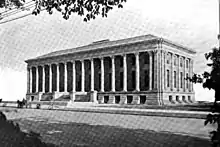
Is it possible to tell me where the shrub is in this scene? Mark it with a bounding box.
[0,111,56,147]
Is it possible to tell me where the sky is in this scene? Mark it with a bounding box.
[0,0,218,101]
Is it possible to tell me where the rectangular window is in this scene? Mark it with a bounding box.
[109,60,112,68]
[144,57,148,64]
[132,56,135,66]
[174,56,176,66]
[109,73,112,90]
[132,71,135,89]
[167,54,170,64]
[186,73,189,89]
[98,73,101,90]
[186,60,189,68]
[120,72,123,89]
[144,70,148,87]
[120,58,123,67]
[174,71,176,88]
[167,70,170,87]
[180,72,183,88]
[180,58,183,67]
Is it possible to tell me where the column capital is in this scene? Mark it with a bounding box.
[134,52,139,56]
[27,66,31,70]
[152,50,158,54]
[122,54,127,57]
[70,61,75,65]
[110,55,115,59]
[147,50,153,56]
[100,57,105,60]
[161,49,166,54]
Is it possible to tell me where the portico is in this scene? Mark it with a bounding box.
[25,34,196,105]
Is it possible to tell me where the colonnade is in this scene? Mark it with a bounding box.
[27,51,155,94]
[26,50,194,94]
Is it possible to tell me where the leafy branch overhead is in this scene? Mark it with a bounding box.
[0,0,127,21]
[187,47,220,102]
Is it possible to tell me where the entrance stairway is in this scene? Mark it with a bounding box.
[66,101,98,108]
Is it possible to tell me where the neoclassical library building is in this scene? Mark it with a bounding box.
[25,34,196,105]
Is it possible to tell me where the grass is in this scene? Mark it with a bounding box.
[12,118,210,147]
[96,102,214,112]
[1,108,212,147]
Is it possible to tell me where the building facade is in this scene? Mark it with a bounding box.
[25,34,196,105]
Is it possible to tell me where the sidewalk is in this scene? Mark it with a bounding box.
[0,102,209,119]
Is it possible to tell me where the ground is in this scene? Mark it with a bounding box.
[0,107,215,147]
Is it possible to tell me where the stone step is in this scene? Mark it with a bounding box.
[30,101,69,106]
[66,102,98,108]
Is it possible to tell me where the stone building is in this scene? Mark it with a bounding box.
[25,34,196,105]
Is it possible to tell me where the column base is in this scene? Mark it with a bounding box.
[120,95,127,104]
[132,95,140,104]
[109,95,115,104]
[90,91,98,103]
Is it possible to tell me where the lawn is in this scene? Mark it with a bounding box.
[1,108,212,147]
[96,102,214,112]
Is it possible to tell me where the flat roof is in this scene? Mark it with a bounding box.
[25,34,196,63]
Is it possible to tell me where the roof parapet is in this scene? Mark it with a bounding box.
[92,39,110,44]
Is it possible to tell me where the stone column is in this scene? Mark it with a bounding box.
[177,56,180,91]
[36,66,39,93]
[49,64,52,93]
[163,51,166,90]
[29,67,33,93]
[123,54,127,91]
[42,65,45,93]
[81,60,85,92]
[111,56,115,92]
[135,52,140,91]
[191,60,194,92]
[100,57,104,92]
[56,64,59,92]
[27,67,30,93]
[72,61,76,92]
[183,57,186,92]
[153,50,158,90]
[90,59,94,91]
[189,59,193,92]
[149,51,152,91]
[170,53,174,91]
[161,50,165,91]
[64,62,68,92]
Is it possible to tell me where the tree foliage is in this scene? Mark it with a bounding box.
[188,47,220,147]
[188,47,220,102]
[0,111,56,147]
[0,0,127,21]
